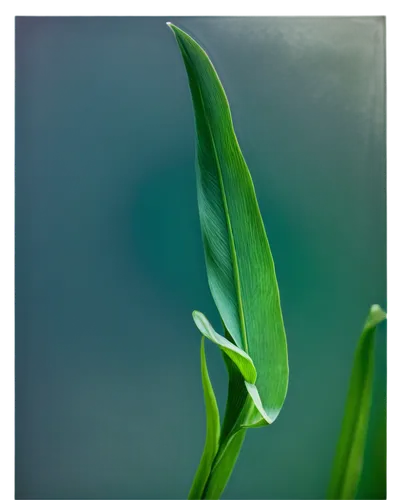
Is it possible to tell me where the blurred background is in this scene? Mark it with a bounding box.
[15,17,386,499]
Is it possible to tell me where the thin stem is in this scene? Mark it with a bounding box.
[200,397,254,499]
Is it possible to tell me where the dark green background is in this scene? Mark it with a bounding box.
[15,16,386,499]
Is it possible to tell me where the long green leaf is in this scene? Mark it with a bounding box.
[167,23,288,424]
[327,304,387,500]
[189,338,220,500]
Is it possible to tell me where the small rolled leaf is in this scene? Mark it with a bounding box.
[192,311,256,384]
[193,311,271,426]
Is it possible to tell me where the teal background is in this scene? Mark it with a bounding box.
[15,17,386,499]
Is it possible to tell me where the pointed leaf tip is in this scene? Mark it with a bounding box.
[166,22,180,35]
[365,304,386,330]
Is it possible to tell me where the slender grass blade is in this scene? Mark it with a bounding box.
[327,304,387,500]
[189,338,221,499]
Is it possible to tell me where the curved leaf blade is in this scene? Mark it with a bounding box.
[327,304,387,500]
[193,311,271,426]
[189,338,220,500]
[192,311,256,384]
[243,382,272,425]
[168,22,288,424]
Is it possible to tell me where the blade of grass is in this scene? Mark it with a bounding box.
[327,304,387,500]
[167,22,289,425]
[354,396,387,500]
[189,338,220,500]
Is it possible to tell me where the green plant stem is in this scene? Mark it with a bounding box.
[202,430,247,499]
[200,397,254,499]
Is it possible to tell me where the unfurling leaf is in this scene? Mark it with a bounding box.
[192,311,272,426]
[327,304,387,500]
[192,311,256,384]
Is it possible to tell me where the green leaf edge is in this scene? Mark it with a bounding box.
[192,311,256,384]
[188,337,221,500]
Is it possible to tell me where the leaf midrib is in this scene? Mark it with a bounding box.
[197,87,248,353]
[176,34,249,353]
